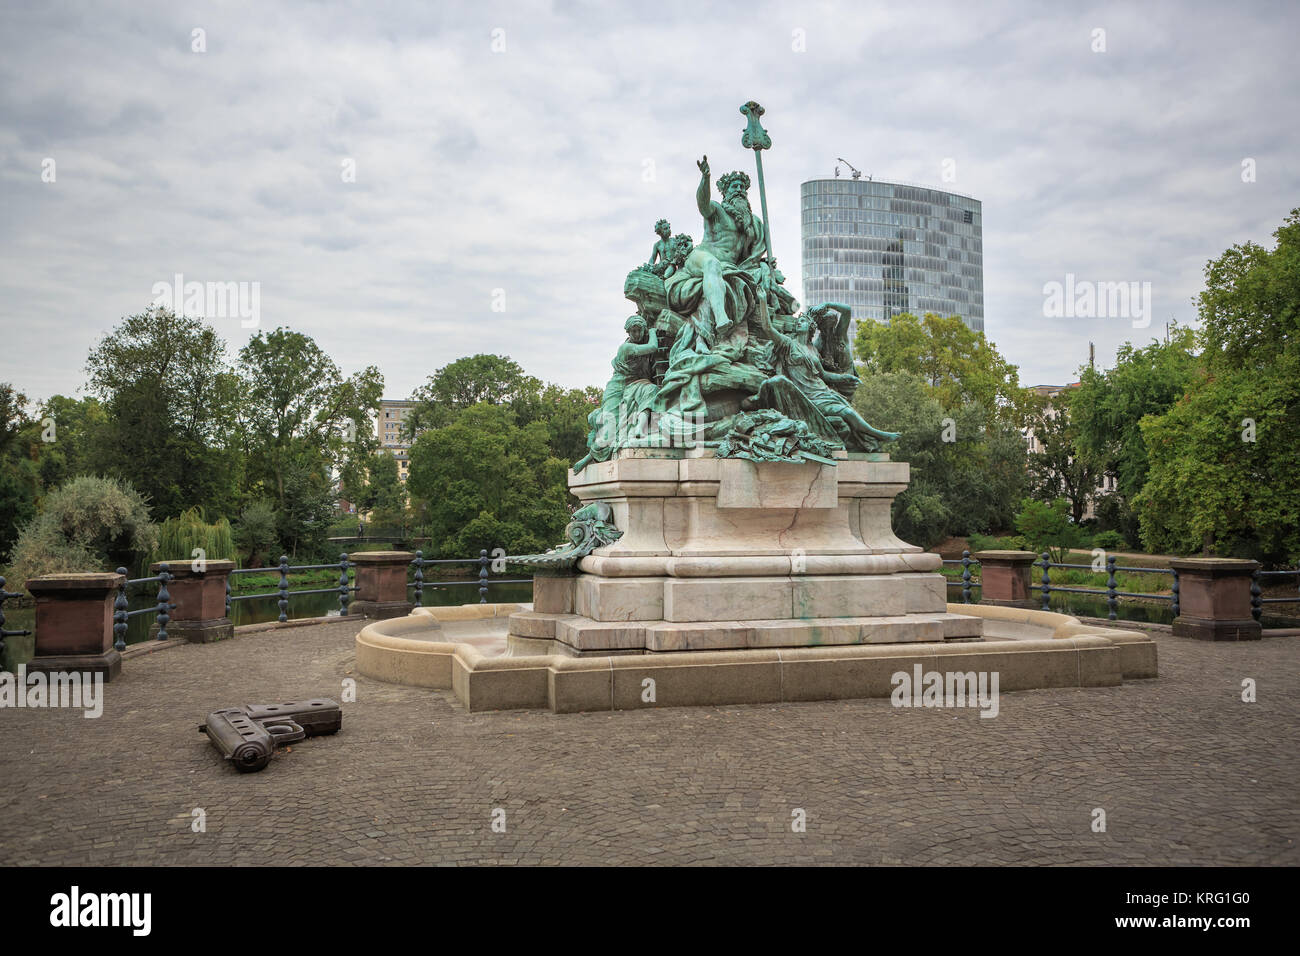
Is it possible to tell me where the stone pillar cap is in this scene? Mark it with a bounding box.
[1168,557,1260,574]
[26,571,125,592]
[973,550,1039,562]
[349,550,416,563]
[149,559,236,575]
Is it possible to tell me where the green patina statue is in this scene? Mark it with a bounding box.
[506,501,622,573]
[648,219,673,270]
[573,101,898,473]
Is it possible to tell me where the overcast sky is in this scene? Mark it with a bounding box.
[2,0,1296,404]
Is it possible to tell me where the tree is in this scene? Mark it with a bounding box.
[1136,358,1300,559]
[538,384,602,464]
[854,312,1033,426]
[34,395,111,491]
[853,372,1028,549]
[360,452,407,528]
[406,403,571,557]
[84,306,242,519]
[1025,391,1101,523]
[1070,327,1200,539]
[0,383,40,561]
[1133,209,1300,561]
[235,327,382,554]
[406,354,542,435]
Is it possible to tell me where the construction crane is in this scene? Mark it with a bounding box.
[835,157,866,180]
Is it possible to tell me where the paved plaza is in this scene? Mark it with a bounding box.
[1,618,1295,866]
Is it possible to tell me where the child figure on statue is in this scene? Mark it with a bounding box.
[572,315,659,473]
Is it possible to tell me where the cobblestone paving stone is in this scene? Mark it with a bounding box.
[1,620,1296,866]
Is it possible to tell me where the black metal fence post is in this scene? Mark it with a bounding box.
[113,568,129,652]
[278,555,290,623]
[960,550,972,604]
[479,549,488,604]
[1170,566,1180,618]
[413,550,424,607]
[225,574,231,618]
[155,564,172,641]
[1250,568,1262,622]
[0,575,32,665]
[1039,552,1051,612]
[1106,554,1118,620]
[338,552,350,616]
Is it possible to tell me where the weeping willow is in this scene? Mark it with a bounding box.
[151,507,236,569]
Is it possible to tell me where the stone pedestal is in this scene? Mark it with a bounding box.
[148,559,234,643]
[1170,558,1261,641]
[351,551,414,619]
[506,451,981,656]
[974,550,1039,607]
[25,572,123,681]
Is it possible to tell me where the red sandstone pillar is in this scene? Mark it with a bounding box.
[350,551,414,619]
[1170,558,1261,641]
[149,559,235,642]
[25,572,124,681]
[973,550,1039,607]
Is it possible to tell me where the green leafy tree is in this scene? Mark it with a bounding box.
[1135,209,1300,561]
[1025,391,1101,523]
[235,327,382,555]
[1069,327,1200,541]
[406,403,571,557]
[34,395,112,491]
[84,306,242,519]
[406,354,542,435]
[853,372,1028,549]
[854,312,1033,426]
[236,328,383,501]
[0,383,41,561]
[1136,357,1299,559]
[360,452,408,529]
[538,384,603,464]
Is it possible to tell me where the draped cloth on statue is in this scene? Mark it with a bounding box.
[754,376,846,445]
[652,318,770,428]
[663,260,759,349]
[761,331,863,444]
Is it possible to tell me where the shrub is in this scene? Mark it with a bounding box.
[234,500,280,568]
[5,476,157,589]
[1092,529,1127,551]
[1014,498,1084,565]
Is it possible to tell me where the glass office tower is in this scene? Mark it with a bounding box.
[800,178,983,332]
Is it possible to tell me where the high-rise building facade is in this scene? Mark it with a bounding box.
[376,399,416,481]
[800,178,984,332]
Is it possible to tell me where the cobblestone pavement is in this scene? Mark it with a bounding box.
[1,620,1296,866]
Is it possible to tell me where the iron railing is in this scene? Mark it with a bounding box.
[407,550,531,607]
[941,550,1188,621]
[1035,552,1179,621]
[1251,567,1300,621]
[941,550,979,603]
[101,550,535,647]
[0,575,32,661]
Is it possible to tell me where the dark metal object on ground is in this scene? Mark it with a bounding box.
[200,698,342,773]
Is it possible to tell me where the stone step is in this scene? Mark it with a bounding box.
[510,610,983,653]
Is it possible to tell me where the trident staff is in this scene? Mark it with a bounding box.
[740,100,774,262]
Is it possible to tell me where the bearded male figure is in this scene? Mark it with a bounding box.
[663,157,769,353]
